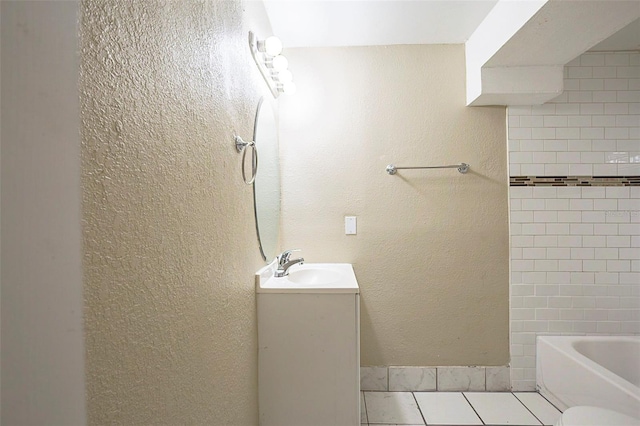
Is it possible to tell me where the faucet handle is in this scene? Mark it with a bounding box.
[278,249,301,265]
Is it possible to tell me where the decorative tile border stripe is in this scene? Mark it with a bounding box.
[510,176,640,186]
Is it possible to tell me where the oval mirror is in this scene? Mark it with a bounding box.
[253,97,280,262]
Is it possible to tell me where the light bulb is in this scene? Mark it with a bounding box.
[271,55,288,72]
[257,36,283,56]
[282,82,296,95]
[276,69,293,84]
[264,36,283,56]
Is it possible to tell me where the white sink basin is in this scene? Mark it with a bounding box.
[287,267,344,286]
[256,263,359,294]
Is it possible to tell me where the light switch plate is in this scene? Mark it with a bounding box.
[345,216,357,235]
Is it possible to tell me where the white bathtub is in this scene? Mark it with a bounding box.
[537,336,640,420]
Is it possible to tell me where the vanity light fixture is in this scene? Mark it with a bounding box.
[249,31,296,98]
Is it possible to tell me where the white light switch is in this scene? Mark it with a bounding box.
[345,216,357,235]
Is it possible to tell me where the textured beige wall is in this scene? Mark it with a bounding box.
[80,1,269,424]
[280,45,509,366]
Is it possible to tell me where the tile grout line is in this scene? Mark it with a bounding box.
[411,391,428,426]
[362,391,369,425]
[511,392,544,426]
[362,390,561,426]
[483,367,487,391]
[461,392,486,426]
[362,394,369,425]
[534,391,565,413]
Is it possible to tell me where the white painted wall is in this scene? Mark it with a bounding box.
[465,0,639,106]
[465,0,547,104]
[1,2,86,424]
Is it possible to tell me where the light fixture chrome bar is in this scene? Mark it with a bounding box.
[386,163,469,175]
[248,31,279,98]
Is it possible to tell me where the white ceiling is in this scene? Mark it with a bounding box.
[263,0,640,52]
[263,0,499,47]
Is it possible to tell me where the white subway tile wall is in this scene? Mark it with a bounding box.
[509,52,640,391]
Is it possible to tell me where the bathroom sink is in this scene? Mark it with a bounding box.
[256,263,359,294]
[286,266,343,285]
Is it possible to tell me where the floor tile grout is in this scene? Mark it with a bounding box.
[362,391,369,424]
[531,390,564,413]
[462,391,487,425]
[411,391,428,426]
[512,392,545,426]
[363,390,560,426]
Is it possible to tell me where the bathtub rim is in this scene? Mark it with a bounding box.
[536,335,640,415]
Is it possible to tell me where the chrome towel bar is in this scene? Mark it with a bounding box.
[386,163,469,175]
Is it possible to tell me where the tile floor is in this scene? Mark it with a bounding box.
[361,391,563,425]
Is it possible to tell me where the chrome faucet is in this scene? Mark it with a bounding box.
[275,249,304,277]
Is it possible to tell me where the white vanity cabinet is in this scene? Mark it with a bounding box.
[256,263,360,426]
